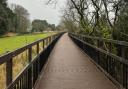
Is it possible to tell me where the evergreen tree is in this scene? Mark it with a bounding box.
[0,0,14,35]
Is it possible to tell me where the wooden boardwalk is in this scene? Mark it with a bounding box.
[36,33,118,89]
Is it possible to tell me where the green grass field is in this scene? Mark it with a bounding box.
[0,32,55,55]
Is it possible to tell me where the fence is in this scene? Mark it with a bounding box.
[69,33,128,89]
[0,32,64,89]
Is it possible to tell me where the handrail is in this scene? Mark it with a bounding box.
[0,32,64,89]
[74,33,128,46]
[0,33,60,64]
[71,35,128,65]
[70,33,128,59]
[69,33,128,89]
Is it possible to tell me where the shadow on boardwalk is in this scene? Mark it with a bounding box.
[36,33,118,89]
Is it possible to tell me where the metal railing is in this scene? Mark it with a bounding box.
[69,33,128,89]
[0,32,64,89]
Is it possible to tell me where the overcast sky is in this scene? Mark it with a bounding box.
[7,0,66,25]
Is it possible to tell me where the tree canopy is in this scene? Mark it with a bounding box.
[0,1,30,35]
[0,0,56,35]
[0,0,14,35]
[49,0,128,41]
[32,19,56,32]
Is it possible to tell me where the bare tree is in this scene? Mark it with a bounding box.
[47,0,128,39]
[13,4,30,33]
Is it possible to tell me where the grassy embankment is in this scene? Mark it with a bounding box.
[0,32,55,55]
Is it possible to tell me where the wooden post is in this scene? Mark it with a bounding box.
[50,36,52,43]
[121,46,126,58]
[121,46,127,88]
[83,36,85,52]
[37,42,40,76]
[43,40,45,49]
[107,42,112,73]
[28,47,32,89]
[48,37,50,44]
[28,47,32,62]
[97,40,101,65]
[45,39,47,47]
[37,43,39,54]
[6,58,13,86]
[47,38,48,46]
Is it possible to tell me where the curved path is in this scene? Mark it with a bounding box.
[36,33,118,89]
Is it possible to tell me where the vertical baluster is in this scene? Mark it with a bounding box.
[49,37,51,44]
[45,39,47,47]
[43,40,45,49]
[33,62,36,85]
[19,77,22,89]
[108,42,112,75]
[26,71,28,89]
[121,46,127,88]
[49,36,51,43]
[126,65,128,89]
[20,73,23,89]
[113,58,116,79]
[37,56,40,80]
[28,47,32,89]
[37,43,39,54]
[82,36,84,50]
[52,36,54,41]
[45,39,47,46]
[97,40,101,65]
[50,36,52,43]
[6,58,13,86]
[28,47,32,62]
[83,36,85,52]
[48,37,49,45]
[47,38,48,46]
[17,81,20,89]
[13,84,17,89]
[22,75,25,89]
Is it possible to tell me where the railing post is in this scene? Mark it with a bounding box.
[37,42,40,77]
[28,47,32,89]
[28,47,32,62]
[107,43,112,73]
[43,40,45,49]
[52,36,54,40]
[47,38,49,46]
[54,35,56,40]
[6,58,13,86]
[37,43,39,54]
[121,46,127,88]
[48,37,50,45]
[49,36,52,43]
[97,40,101,65]
[83,36,85,52]
[46,39,48,46]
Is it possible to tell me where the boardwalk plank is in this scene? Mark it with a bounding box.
[36,33,118,89]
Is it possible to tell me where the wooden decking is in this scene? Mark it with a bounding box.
[35,33,118,89]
